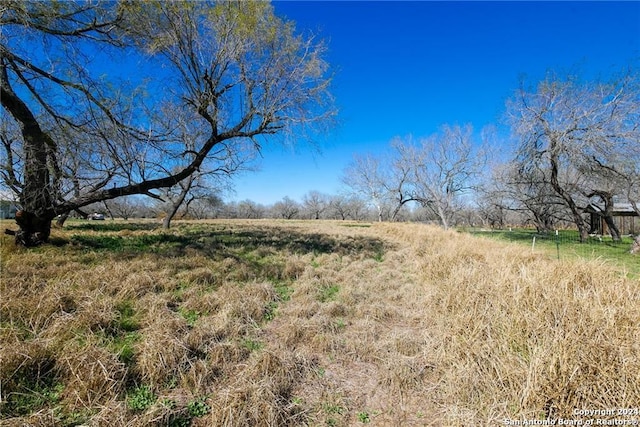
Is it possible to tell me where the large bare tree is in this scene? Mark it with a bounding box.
[342,154,388,222]
[1,1,335,246]
[342,125,485,227]
[507,70,639,242]
[394,125,486,230]
[302,190,329,220]
[481,161,570,233]
[271,196,299,219]
[342,152,413,222]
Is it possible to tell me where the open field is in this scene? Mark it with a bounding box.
[1,219,639,426]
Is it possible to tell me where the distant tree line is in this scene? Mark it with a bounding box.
[68,187,574,229]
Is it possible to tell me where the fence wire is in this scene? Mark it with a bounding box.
[466,228,637,264]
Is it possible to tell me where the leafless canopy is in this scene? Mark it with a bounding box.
[1,1,335,244]
[343,124,486,227]
[506,70,640,240]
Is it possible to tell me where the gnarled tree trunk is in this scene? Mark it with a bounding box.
[548,144,590,242]
[589,191,622,242]
[2,59,56,246]
[163,175,194,229]
[11,210,52,247]
[631,235,640,255]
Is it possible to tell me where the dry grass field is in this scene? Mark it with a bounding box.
[1,219,639,426]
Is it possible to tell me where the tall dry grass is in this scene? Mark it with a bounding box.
[1,219,638,426]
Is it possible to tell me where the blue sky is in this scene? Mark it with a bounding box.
[230,1,640,205]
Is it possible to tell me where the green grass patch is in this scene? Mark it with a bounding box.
[317,283,340,303]
[1,319,35,341]
[55,408,94,426]
[66,221,158,232]
[63,222,388,265]
[334,318,347,331]
[115,300,140,332]
[322,401,345,415]
[70,233,185,254]
[1,382,64,417]
[468,228,639,277]
[358,411,371,423]
[187,397,211,417]
[273,280,293,302]
[91,300,142,365]
[178,307,203,327]
[108,331,140,365]
[0,352,61,418]
[166,397,211,427]
[263,301,278,322]
[126,385,156,412]
[263,281,294,322]
[242,339,264,352]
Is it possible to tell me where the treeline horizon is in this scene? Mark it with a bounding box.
[52,190,596,233]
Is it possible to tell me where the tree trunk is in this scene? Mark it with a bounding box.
[163,197,184,229]
[631,235,640,255]
[602,213,622,242]
[533,212,554,234]
[56,213,69,228]
[2,61,55,246]
[601,195,621,242]
[436,203,449,230]
[13,210,52,247]
[548,148,589,242]
[163,177,192,229]
[391,202,404,222]
[162,212,174,230]
[588,192,622,242]
[103,201,115,220]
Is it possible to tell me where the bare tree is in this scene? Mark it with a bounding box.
[343,125,485,227]
[342,152,413,222]
[302,190,329,219]
[236,199,265,219]
[1,1,335,246]
[387,147,415,221]
[327,194,353,220]
[507,70,639,242]
[159,174,195,229]
[482,161,570,232]
[395,125,485,230]
[187,193,223,220]
[104,196,140,220]
[582,130,640,240]
[272,196,300,220]
[158,115,249,229]
[342,154,387,222]
[328,194,369,221]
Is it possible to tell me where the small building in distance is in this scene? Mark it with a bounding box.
[586,202,639,236]
[0,200,19,219]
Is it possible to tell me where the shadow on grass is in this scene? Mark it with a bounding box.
[67,223,388,261]
[67,221,158,232]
